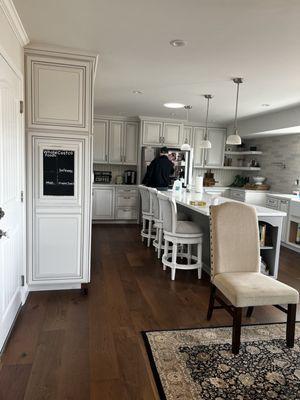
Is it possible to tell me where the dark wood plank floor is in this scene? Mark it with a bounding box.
[0,224,300,400]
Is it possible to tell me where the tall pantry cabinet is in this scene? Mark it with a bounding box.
[25,45,98,290]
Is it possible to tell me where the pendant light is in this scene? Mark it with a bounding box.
[199,95,212,149]
[226,77,243,145]
[180,105,192,150]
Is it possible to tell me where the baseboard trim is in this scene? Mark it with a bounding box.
[28,283,81,292]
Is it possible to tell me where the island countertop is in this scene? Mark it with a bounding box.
[163,190,286,217]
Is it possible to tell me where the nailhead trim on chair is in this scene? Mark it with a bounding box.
[209,205,214,281]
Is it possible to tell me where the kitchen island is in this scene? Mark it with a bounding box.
[163,190,286,279]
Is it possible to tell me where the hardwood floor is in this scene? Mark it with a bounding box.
[0,224,300,400]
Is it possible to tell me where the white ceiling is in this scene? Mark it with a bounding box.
[13,0,300,124]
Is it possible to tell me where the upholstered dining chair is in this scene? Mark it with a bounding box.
[207,201,299,354]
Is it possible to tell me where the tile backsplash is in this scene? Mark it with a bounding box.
[245,134,300,193]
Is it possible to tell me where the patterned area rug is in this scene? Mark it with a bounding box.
[143,323,300,400]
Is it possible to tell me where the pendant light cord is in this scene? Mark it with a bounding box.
[234,82,240,132]
[205,97,210,139]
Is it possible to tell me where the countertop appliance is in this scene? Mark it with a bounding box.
[124,170,136,184]
[141,146,193,188]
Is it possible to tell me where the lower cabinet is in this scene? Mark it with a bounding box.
[92,187,115,219]
[92,186,138,221]
[229,189,267,206]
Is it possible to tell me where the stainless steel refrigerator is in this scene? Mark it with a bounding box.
[141,146,193,188]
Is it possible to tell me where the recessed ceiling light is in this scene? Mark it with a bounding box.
[164,102,185,109]
[169,39,187,47]
[261,103,270,107]
[132,90,143,94]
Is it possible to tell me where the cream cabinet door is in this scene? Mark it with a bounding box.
[92,187,115,219]
[180,126,192,146]
[205,128,226,166]
[109,121,123,163]
[192,127,205,167]
[142,121,162,145]
[93,120,108,163]
[124,122,138,165]
[26,56,91,132]
[163,123,181,146]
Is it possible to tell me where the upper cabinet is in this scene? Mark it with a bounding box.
[142,121,163,145]
[109,121,123,163]
[93,119,138,165]
[124,122,138,164]
[141,120,181,146]
[93,120,108,163]
[25,47,97,133]
[204,128,226,167]
[192,127,205,167]
[162,123,181,146]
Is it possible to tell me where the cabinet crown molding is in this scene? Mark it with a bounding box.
[0,0,29,46]
[94,114,139,122]
[25,43,99,75]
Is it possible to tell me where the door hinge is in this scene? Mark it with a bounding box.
[19,100,24,114]
[20,190,24,203]
[21,275,25,287]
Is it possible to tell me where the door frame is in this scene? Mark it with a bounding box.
[0,43,27,305]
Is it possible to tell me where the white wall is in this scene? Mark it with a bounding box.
[228,105,300,138]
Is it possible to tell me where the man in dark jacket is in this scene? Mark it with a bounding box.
[142,147,174,189]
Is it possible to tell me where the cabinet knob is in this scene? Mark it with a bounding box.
[0,207,5,220]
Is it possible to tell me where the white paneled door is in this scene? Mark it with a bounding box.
[0,54,25,351]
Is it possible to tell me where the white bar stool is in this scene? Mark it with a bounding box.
[138,185,156,247]
[158,192,203,281]
[148,187,164,258]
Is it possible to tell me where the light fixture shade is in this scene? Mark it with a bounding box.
[199,139,212,149]
[180,142,191,151]
[226,133,242,145]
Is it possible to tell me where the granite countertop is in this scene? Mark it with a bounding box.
[164,190,286,217]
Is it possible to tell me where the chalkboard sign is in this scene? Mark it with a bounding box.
[43,149,75,196]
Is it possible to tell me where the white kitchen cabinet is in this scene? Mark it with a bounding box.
[93,120,108,163]
[141,120,181,146]
[162,123,181,146]
[142,121,163,145]
[93,187,115,219]
[180,126,192,147]
[109,121,123,163]
[123,122,138,165]
[25,45,97,290]
[205,128,226,166]
[230,189,267,206]
[266,195,290,243]
[25,50,94,133]
[115,187,138,220]
[92,186,139,221]
[192,127,205,167]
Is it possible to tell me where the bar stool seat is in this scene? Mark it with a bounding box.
[175,221,203,235]
[158,193,203,281]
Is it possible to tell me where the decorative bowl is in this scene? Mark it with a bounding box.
[252,176,266,185]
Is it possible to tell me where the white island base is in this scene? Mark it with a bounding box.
[163,190,286,279]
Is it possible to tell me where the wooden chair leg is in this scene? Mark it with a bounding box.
[286,303,297,348]
[207,284,216,321]
[246,306,254,318]
[232,307,242,354]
